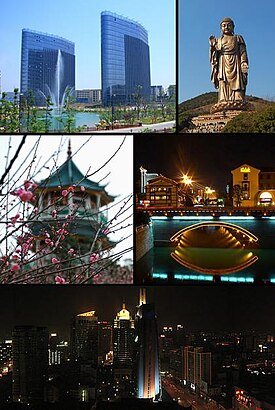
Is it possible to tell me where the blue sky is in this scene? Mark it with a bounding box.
[179,0,275,102]
[0,0,175,92]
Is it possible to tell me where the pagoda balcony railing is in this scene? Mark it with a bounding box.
[39,208,108,225]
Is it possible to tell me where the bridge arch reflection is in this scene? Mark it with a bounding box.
[170,221,259,274]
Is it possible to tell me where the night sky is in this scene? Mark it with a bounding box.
[1,286,275,340]
[135,134,275,191]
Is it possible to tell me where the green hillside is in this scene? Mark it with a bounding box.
[178,93,275,132]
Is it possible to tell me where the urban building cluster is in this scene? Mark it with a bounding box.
[0,290,161,408]
[1,309,275,409]
[138,165,275,209]
[159,327,275,409]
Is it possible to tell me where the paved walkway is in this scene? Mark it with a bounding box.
[87,120,175,133]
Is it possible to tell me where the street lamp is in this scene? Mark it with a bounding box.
[182,174,192,186]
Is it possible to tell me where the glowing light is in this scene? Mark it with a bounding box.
[172,216,214,220]
[220,216,255,220]
[170,221,258,243]
[240,166,251,173]
[77,311,96,317]
[182,174,193,185]
[152,273,168,279]
[174,274,213,281]
[205,187,216,194]
[221,276,254,283]
[117,303,130,320]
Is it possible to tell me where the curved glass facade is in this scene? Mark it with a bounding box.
[20,29,75,106]
[101,12,151,106]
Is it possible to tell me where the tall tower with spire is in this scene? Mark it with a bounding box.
[139,288,147,306]
[31,140,115,260]
[113,302,136,397]
[136,289,161,400]
[113,303,135,369]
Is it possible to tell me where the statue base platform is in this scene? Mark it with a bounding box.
[191,110,245,133]
[210,100,248,113]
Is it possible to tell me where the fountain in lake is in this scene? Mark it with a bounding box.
[40,49,73,112]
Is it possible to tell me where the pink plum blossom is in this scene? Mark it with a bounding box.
[24,180,32,190]
[10,213,20,225]
[19,190,33,202]
[55,275,66,284]
[62,190,68,197]
[11,264,20,271]
[51,257,59,264]
[90,253,99,263]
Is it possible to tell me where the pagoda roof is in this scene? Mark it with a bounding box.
[37,156,115,204]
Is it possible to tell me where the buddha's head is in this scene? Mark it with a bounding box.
[220,17,235,35]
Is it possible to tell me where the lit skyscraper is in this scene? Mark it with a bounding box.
[71,311,99,366]
[12,326,48,404]
[101,11,151,106]
[20,29,75,106]
[136,289,161,400]
[113,303,135,370]
[98,321,113,362]
[184,346,212,391]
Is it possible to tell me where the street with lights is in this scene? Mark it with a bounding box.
[162,376,222,410]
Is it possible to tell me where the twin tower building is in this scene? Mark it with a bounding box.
[20,11,151,107]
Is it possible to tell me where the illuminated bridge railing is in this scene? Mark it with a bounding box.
[136,206,275,218]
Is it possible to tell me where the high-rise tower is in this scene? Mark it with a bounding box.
[184,346,212,391]
[101,11,151,106]
[12,326,48,404]
[113,303,135,370]
[136,289,161,400]
[71,311,99,366]
[20,29,75,106]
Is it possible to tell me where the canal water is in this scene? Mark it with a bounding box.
[136,217,275,284]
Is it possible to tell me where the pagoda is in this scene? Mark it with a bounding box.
[31,140,115,256]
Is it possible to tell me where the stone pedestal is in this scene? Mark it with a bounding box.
[191,110,245,133]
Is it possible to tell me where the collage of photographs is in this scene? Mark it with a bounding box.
[0,0,275,409]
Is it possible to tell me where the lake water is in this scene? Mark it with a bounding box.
[51,111,101,130]
[21,111,101,132]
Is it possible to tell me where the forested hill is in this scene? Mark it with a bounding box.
[179,92,271,115]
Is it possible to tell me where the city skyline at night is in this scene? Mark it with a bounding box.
[1,286,275,408]
[1,286,275,340]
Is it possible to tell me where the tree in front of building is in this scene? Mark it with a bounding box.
[0,136,133,284]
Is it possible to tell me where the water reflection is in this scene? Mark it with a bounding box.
[170,222,258,274]
[136,218,275,284]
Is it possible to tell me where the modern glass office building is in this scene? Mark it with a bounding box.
[101,11,151,106]
[20,29,75,106]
